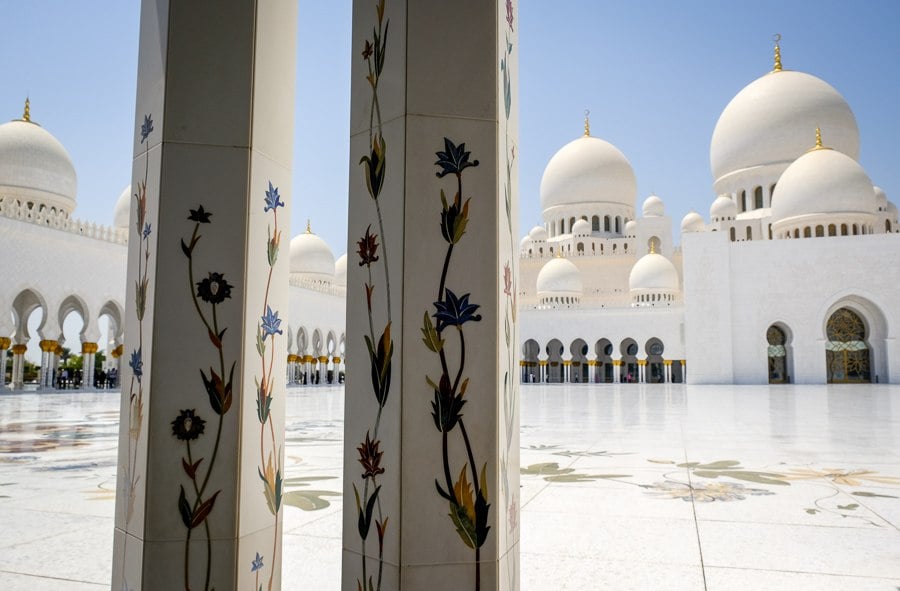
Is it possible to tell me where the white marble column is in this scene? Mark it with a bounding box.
[82,342,98,390]
[614,360,621,383]
[344,1,519,588]
[0,338,7,388]
[10,344,26,390]
[112,1,296,589]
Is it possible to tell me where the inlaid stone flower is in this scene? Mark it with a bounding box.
[263,181,284,212]
[140,114,153,143]
[187,205,212,224]
[357,431,385,479]
[196,272,233,304]
[171,409,206,441]
[250,552,264,573]
[357,225,379,267]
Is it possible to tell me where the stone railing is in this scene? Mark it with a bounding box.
[288,274,347,297]
[0,200,128,245]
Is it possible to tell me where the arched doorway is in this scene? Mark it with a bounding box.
[594,338,613,383]
[546,338,564,383]
[619,338,638,383]
[521,339,540,383]
[644,338,665,383]
[767,324,790,383]
[569,338,589,383]
[826,308,871,383]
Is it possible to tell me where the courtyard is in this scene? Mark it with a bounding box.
[1,383,898,590]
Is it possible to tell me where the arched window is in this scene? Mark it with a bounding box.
[604,216,610,232]
[826,308,871,383]
[841,223,848,236]
[560,219,565,234]
[746,226,752,240]
[754,186,763,209]
[852,224,859,235]
[569,217,576,231]
[887,220,892,232]
[794,228,800,238]
[592,215,600,232]
[767,325,789,383]
[615,217,621,233]
[577,242,584,253]
[740,190,747,212]
[815,225,824,237]
[803,227,811,238]
[729,227,736,242]
[828,224,836,236]
[768,224,772,240]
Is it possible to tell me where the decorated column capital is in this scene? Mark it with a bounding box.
[0,337,10,350]
[82,342,99,354]
[39,339,58,352]
[11,344,27,355]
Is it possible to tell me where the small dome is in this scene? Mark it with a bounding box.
[0,111,77,215]
[629,253,679,292]
[540,135,637,213]
[681,211,705,233]
[623,220,637,237]
[528,225,548,241]
[289,230,336,278]
[333,254,347,287]
[642,194,665,217]
[571,218,591,236]
[886,201,898,220]
[771,147,875,223]
[536,257,582,295]
[114,184,131,228]
[874,186,888,212]
[520,235,532,250]
[710,195,737,221]
[711,70,859,183]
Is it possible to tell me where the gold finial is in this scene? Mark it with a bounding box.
[306,219,312,234]
[649,240,657,254]
[772,34,782,72]
[583,109,591,137]
[815,126,822,148]
[23,97,31,122]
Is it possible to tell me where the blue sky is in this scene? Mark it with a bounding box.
[3,0,900,259]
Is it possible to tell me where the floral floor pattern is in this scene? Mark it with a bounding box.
[1,383,899,589]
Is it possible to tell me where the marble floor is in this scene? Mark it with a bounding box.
[1,383,899,590]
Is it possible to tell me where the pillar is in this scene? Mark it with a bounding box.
[0,337,9,389]
[614,360,622,383]
[638,360,646,383]
[681,359,687,383]
[38,340,56,388]
[110,344,123,388]
[112,1,296,589]
[82,342,98,390]
[344,1,519,588]
[664,360,672,383]
[11,344,26,390]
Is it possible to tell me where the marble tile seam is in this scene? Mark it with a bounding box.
[0,569,105,587]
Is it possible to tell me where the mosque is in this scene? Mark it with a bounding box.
[1,41,898,390]
[518,40,899,386]
[0,102,346,390]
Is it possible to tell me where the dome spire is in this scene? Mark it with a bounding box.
[23,97,31,122]
[649,240,657,254]
[809,126,831,152]
[583,109,590,137]
[772,34,783,72]
[306,218,312,233]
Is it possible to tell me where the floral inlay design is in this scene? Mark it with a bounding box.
[254,181,286,591]
[353,1,393,589]
[175,203,237,590]
[644,481,774,502]
[423,138,491,590]
[123,113,153,531]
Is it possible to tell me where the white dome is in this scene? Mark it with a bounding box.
[642,194,665,217]
[710,195,737,221]
[888,201,898,219]
[681,211,705,233]
[623,220,637,236]
[771,147,876,222]
[114,184,131,228]
[536,257,582,295]
[289,231,335,278]
[711,70,859,183]
[333,254,347,287]
[0,116,77,214]
[571,218,591,236]
[874,186,888,212]
[528,225,548,241]
[629,253,679,292]
[520,235,532,250]
[540,135,637,212]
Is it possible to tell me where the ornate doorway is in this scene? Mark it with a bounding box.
[767,325,789,383]
[826,308,871,383]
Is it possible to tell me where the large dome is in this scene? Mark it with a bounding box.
[629,253,679,292]
[711,70,859,183]
[0,109,77,215]
[114,184,131,228]
[540,135,636,213]
[536,257,582,295]
[771,146,875,223]
[289,230,335,279]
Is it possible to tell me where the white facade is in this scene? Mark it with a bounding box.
[0,103,346,390]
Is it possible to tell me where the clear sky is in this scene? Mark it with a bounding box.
[3,0,900,260]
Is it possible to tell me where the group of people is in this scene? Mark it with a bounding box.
[55,367,118,390]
